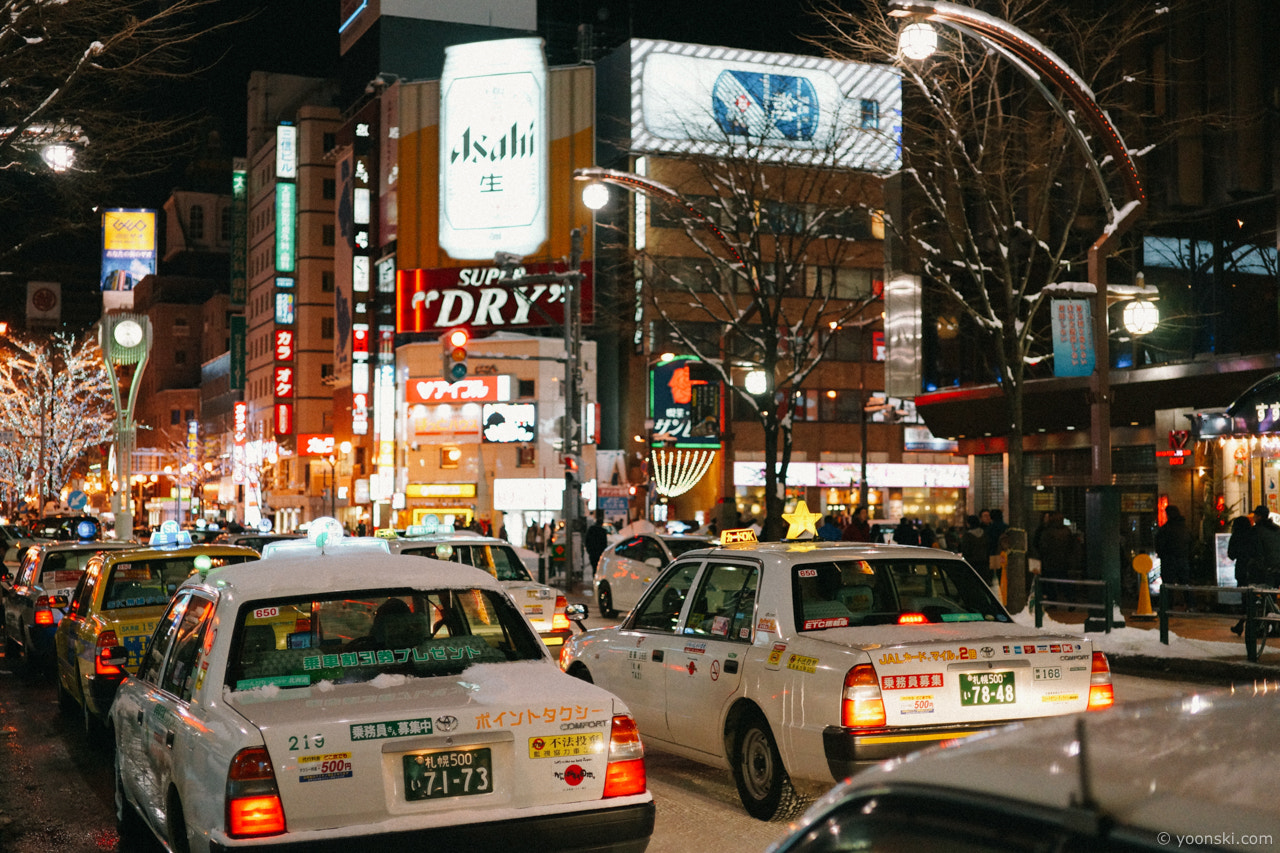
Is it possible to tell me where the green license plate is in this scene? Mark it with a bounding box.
[403,748,493,801]
[959,671,1015,706]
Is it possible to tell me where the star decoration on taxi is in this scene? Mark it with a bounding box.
[782,500,822,540]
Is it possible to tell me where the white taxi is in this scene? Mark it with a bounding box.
[385,531,573,648]
[112,523,654,853]
[560,527,1113,821]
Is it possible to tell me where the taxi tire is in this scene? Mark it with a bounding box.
[166,789,191,853]
[597,582,617,618]
[56,676,75,713]
[731,712,804,822]
[83,700,108,748]
[115,753,148,843]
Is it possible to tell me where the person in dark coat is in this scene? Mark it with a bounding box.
[842,506,872,542]
[1228,514,1263,635]
[1155,505,1194,608]
[894,517,920,547]
[585,512,609,570]
[1038,512,1080,601]
[960,514,992,583]
[1252,505,1280,585]
[817,515,843,542]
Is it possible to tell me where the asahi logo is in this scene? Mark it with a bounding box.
[450,123,536,165]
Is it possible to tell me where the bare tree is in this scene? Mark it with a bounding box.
[815,0,1167,550]
[622,109,888,539]
[0,331,114,508]
[0,0,235,267]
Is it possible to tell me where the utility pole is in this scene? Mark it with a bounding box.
[493,228,587,588]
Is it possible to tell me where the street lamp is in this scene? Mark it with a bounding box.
[100,314,151,540]
[324,440,352,520]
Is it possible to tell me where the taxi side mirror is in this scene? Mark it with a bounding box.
[564,603,588,625]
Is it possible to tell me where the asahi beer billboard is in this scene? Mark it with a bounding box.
[397,261,594,331]
[629,39,901,171]
[438,37,548,259]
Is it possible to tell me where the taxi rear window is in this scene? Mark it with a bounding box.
[102,554,256,610]
[38,551,96,587]
[793,559,1010,631]
[227,586,546,692]
[403,543,533,583]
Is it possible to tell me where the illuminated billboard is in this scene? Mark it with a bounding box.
[100,209,157,291]
[629,39,901,170]
[275,183,296,272]
[438,37,548,259]
[482,403,537,443]
[396,261,594,332]
[649,356,722,448]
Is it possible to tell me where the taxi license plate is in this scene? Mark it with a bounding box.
[959,671,1015,706]
[403,748,492,801]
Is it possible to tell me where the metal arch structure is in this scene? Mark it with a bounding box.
[888,0,1148,486]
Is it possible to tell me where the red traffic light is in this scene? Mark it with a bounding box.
[446,328,469,348]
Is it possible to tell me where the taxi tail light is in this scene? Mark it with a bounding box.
[1086,651,1114,711]
[602,714,647,798]
[552,595,571,632]
[226,747,286,838]
[842,663,886,728]
[95,630,125,675]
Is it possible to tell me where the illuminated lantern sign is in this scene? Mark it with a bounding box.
[275,329,295,361]
[1050,298,1094,378]
[396,262,594,332]
[274,366,295,398]
[438,37,548,259]
[233,402,248,446]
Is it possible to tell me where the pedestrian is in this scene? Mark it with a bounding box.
[526,520,540,550]
[842,505,872,542]
[894,517,920,547]
[985,508,1008,580]
[1038,512,1080,602]
[1155,505,1194,608]
[917,520,937,548]
[960,514,991,583]
[356,520,367,537]
[1228,514,1263,635]
[1252,505,1280,585]
[586,511,609,570]
[817,515,843,542]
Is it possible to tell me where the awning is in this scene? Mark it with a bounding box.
[914,354,1280,439]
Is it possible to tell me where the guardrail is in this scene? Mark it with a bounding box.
[1156,583,1280,663]
[1032,576,1115,633]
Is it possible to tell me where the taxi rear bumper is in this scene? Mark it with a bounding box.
[822,721,1016,778]
[208,800,655,852]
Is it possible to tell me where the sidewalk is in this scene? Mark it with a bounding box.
[1023,605,1280,685]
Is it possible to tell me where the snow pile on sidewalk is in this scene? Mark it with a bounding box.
[1010,609,1243,660]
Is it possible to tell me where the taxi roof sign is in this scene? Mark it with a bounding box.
[720,528,757,545]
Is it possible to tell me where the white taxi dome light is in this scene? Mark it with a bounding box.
[308,517,345,551]
[406,519,455,539]
[258,518,274,534]
[261,518,390,559]
[150,519,193,547]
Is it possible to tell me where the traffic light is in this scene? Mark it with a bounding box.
[442,327,469,381]
[564,453,581,486]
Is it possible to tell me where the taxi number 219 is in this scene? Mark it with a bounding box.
[289,733,326,750]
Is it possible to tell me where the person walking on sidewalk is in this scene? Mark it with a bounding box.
[1156,505,1194,608]
[1229,514,1264,635]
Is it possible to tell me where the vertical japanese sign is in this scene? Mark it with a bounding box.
[649,356,723,447]
[229,315,246,390]
[1051,299,1095,378]
[230,162,248,306]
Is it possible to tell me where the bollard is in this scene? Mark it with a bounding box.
[1245,589,1259,664]
[1158,584,1169,645]
[1130,553,1157,621]
[1033,575,1043,628]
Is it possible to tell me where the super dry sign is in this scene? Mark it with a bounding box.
[396,262,594,332]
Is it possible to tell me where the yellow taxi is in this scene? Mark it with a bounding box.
[54,521,258,743]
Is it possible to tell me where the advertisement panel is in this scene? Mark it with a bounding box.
[630,39,901,170]
[649,356,722,448]
[481,403,537,443]
[1051,298,1095,378]
[275,183,296,272]
[438,37,548,259]
[100,209,157,291]
[406,376,511,404]
[397,261,594,332]
[230,162,247,305]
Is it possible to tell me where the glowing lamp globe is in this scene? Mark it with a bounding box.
[899,21,938,60]
[582,182,610,211]
[1122,300,1159,336]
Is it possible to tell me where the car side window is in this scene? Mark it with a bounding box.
[616,537,643,561]
[17,551,39,586]
[630,562,701,633]
[684,562,758,641]
[161,595,214,701]
[137,593,192,684]
[67,563,100,617]
[641,539,667,564]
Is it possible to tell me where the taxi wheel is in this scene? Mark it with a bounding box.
[731,713,803,822]
[83,701,109,748]
[56,676,75,713]
[3,632,17,660]
[115,753,148,842]
[597,583,616,618]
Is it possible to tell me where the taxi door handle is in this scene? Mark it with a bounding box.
[165,730,175,749]
[135,710,143,725]
[724,659,739,674]
[651,650,664,662]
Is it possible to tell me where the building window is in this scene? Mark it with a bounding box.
[321,317,334,339]
[170,409,181,425]
[173,317,190,337]
[323,132,336,152]
[323,178,336,200]
[322,271,335,292]
[175,350,187,364]
[322,224,335,246]
[518,378,535,398]
[860,99,880,130]
[517,446,536,468]
[190,204,205,239]
[185,409,195,422]
[440,446,461,469]
[320,362,335,380]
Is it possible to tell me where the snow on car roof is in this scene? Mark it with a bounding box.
[190,548,504,600]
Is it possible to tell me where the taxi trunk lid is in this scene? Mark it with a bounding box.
[865,629,1097,724]
[229,661,621,834]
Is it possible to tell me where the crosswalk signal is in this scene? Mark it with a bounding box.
[564,453,581,486]
[442,327,469,381]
